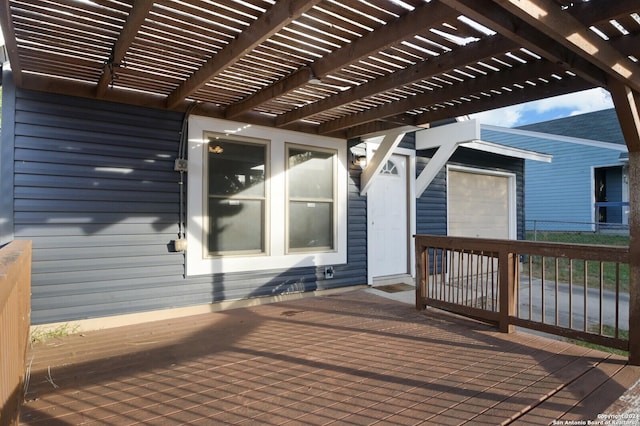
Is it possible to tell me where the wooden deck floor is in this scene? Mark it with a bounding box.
[20,289,640,425]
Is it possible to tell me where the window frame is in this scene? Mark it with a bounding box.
[203,132,270,258]
[285,143,338,254]
[186,116,348,276]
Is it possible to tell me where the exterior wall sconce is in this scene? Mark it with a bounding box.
[353,155,367,169]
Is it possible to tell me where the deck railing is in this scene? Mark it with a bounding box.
[0,241,32,426]
[415,235,631,355]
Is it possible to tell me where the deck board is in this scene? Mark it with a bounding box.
[21,290,640,425]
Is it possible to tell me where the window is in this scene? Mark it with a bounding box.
[380,160,399,175]
[187,116,347,276]
[205,135,267,256]
[287,146,336,252]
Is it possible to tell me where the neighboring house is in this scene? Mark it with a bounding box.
[0,71,543,326]
[481,109,628,232]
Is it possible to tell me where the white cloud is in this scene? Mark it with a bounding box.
[529,88,612,115]
[469,88,613,127]
[468,107,523,127]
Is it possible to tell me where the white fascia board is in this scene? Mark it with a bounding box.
[358,125,421,141]
[414,120,553,198]
[460,140,552,162]
[481,124,628,152]
[416,119,480,149]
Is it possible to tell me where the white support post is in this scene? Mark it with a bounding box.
[415,141,459,198]
[414,119,482,197]
[360,130,406,196]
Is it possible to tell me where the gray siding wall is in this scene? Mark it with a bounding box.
[9,87,366,324]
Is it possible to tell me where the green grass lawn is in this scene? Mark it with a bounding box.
[523,231,629,292]
[568,326,629,357]
[525,231,629,246]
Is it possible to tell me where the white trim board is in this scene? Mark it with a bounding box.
[414,120,550,197]
[482,124,628,152]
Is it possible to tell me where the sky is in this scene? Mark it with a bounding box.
[469,87,614,128]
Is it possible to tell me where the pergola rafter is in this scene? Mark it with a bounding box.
[319,60,574,134]
[165,0,323,109]
[95,0,153,97]
[224,0,458,120]
[276,35,518,128]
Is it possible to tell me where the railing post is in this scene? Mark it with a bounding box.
[628,151,640,365]
[415,238,426,310]
[499,250,515,333]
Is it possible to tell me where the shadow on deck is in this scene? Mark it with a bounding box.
[21,289,640,425]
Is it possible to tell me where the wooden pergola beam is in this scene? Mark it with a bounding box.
[95,0,154,97]
[334,121,420,141]
[165,0,322,109]
[441,0,607,88]
[0,0,23,86]
[19,72,324,136]
[568,0,640,27]
[224,66,314,119]
[410,76,592,127]
[276,35,517,128]
[491,0,640,93]
[609,81,640,153]
[318,60,574,135]
[224,1,458,119]
[610,34,640,60]
[609,80,640,366]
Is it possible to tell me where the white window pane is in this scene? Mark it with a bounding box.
[289,201,333,250]
[208,199,264,254]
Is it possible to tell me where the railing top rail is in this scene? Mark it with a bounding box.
[414,234,629,263]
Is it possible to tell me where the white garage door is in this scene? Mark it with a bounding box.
[448,168,514,239]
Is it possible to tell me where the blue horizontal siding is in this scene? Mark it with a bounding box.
[483,127,624,231]
[416,155,447,236]
[518,109,624,145]
[8,88,366,324]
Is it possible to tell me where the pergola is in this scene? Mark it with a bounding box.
[1,0,640,360]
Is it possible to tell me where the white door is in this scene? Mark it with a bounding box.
[369,155,409,278]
